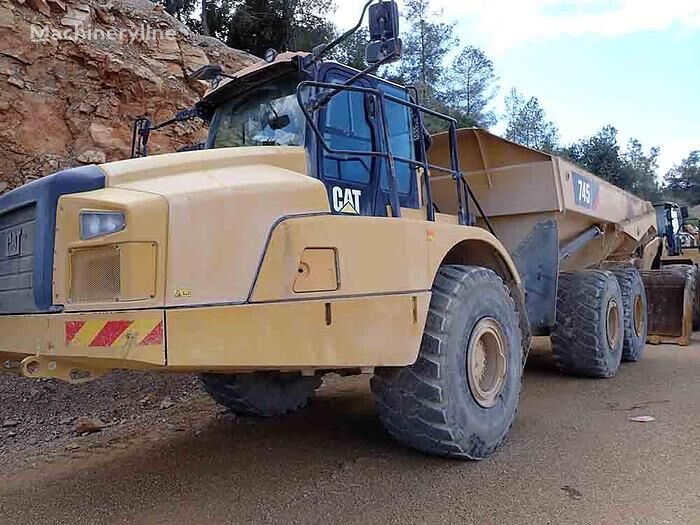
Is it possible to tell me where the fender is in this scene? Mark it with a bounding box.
[250,214,522,302]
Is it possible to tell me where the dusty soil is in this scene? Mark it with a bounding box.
[0,369,203,461]
[0,342,698,524]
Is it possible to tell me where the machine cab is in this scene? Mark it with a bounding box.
[204,59,421,219]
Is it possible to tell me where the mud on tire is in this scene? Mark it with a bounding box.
[551,270,624,378]
[200,372,321,417]
[370,265,523,459]
[611,268,648,362]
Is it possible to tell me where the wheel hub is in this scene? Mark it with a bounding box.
[606,299,620,350]
[633,294,645,337]
[467,317,508,408]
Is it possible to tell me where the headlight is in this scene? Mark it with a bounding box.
[80,211,126,240]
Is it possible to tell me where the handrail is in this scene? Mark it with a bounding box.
[296,79,479,226]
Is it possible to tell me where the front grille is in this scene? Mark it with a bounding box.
[69,245,121,303]
[0,204,37,313]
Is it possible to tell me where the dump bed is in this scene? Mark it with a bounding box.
[428,129,657,269]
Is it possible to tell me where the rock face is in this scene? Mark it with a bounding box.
[0,0,257,191]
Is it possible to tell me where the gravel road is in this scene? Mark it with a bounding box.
[0,340,698,524]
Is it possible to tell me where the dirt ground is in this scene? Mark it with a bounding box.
[0,339,698,524]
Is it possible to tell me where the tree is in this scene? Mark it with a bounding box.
[219,0,337,57]
[160,0,198,22]
[398,0,458,105]
[201,0,210,35]
[158,0,338,58]
[330,27,370,71]
[444,46,498,128]
[504,88,559,151]
[666,151,700,204]
[623,139,661,200]
[560,125,662,200]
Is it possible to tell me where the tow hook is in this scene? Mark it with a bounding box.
[19,356,107,384]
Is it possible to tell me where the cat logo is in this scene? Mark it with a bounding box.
[332,187,361,215]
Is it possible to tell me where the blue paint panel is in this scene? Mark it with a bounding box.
[0,166,105,313]
[572,171,600,210]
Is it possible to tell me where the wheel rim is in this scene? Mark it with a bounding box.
[606,299,620,349]
[633,294,645,337]
[467,317,508,408]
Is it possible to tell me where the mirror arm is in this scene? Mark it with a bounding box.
[130,106,206,158]
[311,0,375,61]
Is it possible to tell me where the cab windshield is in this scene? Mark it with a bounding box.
[209,74,306,148]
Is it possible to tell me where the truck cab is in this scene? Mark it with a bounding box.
[201,54,422,218]
[654,202,698,258]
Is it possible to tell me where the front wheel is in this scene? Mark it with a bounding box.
[200,372,321,417]
[371,265,523,459]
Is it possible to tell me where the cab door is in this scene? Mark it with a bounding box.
[317,68,378,216]
[316,67,420,217]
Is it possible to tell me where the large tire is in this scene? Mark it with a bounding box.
[200,372,321,417]
[611,268,648,362]
[370,265,523,459]
[551,270,624,378]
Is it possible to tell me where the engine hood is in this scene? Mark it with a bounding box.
[98,146,330,306]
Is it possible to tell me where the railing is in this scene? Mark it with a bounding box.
[296,80,475,226]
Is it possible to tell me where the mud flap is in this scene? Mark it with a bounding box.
[512,219,559,336]
[640,267,695,345]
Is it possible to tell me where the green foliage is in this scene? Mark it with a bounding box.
[504,88,559,152]
[158,0,337,58]
[329,27,370,71]
[560,125,662,201]
[159,0,198,22]
[665,151,700,205]
[444,46,498,128]
[394,0,498,132]
[398,0,458,103]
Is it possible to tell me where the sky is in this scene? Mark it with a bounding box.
[333,0,700,176]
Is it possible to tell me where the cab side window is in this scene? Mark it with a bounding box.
[322,77,374,184]
[381,92,415,195]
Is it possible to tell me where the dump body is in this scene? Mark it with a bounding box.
[429,129,657,270]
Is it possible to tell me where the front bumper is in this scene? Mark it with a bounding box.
[0,292,431,381]
[0,309,166,373]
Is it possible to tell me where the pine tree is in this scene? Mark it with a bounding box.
[504,88,559,152]
[445,46,498,128]
[398,0,457,105]
[666,151,700,204]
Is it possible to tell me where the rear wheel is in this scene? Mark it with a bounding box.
[371,265,523,459]
[611,268,648,362]
[551,270,624,378]
[200,372,321,417]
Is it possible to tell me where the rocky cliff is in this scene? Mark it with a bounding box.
[0,0,257,192]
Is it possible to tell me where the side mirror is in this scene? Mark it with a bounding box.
[269,114,291,130]
[365,1,402,65]
[681,205,690,219]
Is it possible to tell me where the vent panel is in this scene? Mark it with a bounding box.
[70,245,120,303]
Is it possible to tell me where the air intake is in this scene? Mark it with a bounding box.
[69,245,121,303]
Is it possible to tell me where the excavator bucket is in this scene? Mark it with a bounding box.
[640,266,696,346]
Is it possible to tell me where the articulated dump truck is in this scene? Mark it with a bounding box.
[0,0,693,459]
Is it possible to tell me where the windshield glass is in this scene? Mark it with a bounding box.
[209,74,305,148]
